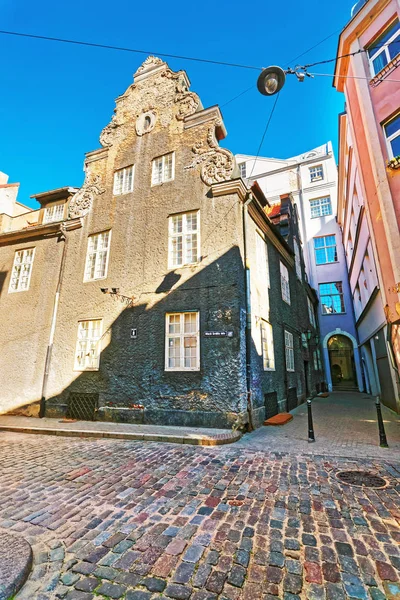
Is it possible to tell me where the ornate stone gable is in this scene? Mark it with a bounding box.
[99,57,201,148]
[68,174,105,219]
[185,121,235,185]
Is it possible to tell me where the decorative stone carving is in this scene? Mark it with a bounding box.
[68,174,105,219]
[135,110,157,136]
[100,114,119,148]
[185,121,234,185]
[175,92,200,121]
[135,56,164,75]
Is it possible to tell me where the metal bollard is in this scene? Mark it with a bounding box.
[375,395,389,448]
[307,397,315,443]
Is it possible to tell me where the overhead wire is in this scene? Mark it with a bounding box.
[248,92,281,179]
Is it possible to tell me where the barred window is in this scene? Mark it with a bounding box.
[113,165,134,195]
[169,211,199,268]
[165,312,199,371]
[74,319,102,370]
[84,231,111,281]
[152,152,174,185]
[43,204,64,223]
[280,262,291,304]
[285,330,295,372]
[261,321,275,370]
[310,196,332,218]
[9,248,35,292]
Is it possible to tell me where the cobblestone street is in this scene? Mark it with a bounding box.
[0,428,399,600]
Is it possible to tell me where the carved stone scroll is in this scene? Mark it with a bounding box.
[185,122,234,185]
[68,174,106,219]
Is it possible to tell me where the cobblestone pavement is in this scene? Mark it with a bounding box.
[0,432,399,600]
[238,393,400,461]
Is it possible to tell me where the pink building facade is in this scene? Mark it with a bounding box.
[334,0,400,412]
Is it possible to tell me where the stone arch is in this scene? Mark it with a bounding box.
[322,329,363,392]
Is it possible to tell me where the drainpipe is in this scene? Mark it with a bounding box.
[242,194,254,431]
[39,226,68,418]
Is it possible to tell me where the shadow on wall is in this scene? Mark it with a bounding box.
[0,271,7,296]
[37,246,265,429]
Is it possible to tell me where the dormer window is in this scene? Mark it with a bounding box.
[43,204,64,223]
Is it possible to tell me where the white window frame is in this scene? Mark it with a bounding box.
[9,248,35,293]
[309,196,332,219]
[280,261,291,305]
[384,113,400,159]
[239,162,247,178]
[43,204,65,223]
[367,19,400,76]
[152,152,175,186]
[74,319,103,371]
[168,211,200,268]
[261,320,275,371]
[293,238,301,280]
[309,165,324,182]
[314,235,337,265]
[84,231,111,282]
[319,281,345,315]
[113,165,135,195]
[165,312,200,371]
[285,330,295,372]
[307,297,316,328]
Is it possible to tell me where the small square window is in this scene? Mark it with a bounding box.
[309,165,324,182]
[319,282,345,314]
[310,196,332,218]
[113,165,134,195]
[314,235,337,265]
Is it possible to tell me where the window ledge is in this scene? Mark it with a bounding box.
[370,54,400,86]
[321,312,347,316]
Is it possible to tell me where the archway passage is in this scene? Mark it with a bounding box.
[328,335,357,390]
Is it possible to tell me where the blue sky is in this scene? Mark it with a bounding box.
[0,0,353,208]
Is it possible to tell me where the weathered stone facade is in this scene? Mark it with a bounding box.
[0,57,323,428]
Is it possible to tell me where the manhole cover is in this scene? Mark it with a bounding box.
[336,470,388,488]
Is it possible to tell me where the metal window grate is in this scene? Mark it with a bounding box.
[67,393,99,421]
[264,392,279,420]
[287,387,298,412]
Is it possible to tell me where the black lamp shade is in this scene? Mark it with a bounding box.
[257,66,286,96]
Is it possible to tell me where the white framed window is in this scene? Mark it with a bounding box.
[384,113,400,159]
[256,232,270,287]
[285,330,295,372]
[309,165,324,182]
[43,204,64,223]
[367,19,400,76]
[319,282,345,315]
[169,211,199,268]
[165,312,200,371]
[314,235,337,265]
[152,152,175,185]
[239,163,247,178]
[261,321,275,370]
[313,350,319,371]
[307,297,316,328]
[84,231,111,281]
[280,261,290,304]
[310,196,332,218]
[74,319,102,370]
[9,248,35,293]
[294,238,301,280]
[113,165,134,195]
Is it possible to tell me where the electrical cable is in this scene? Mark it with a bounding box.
[284,28,344,65]
[221,85,254,108]
[0,29,262,71]
[248,92,281,179]
[310,71,400,82]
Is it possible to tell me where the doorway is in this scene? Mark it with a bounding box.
[328,335,357,389]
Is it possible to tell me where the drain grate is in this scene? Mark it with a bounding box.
[336,470,387,489]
